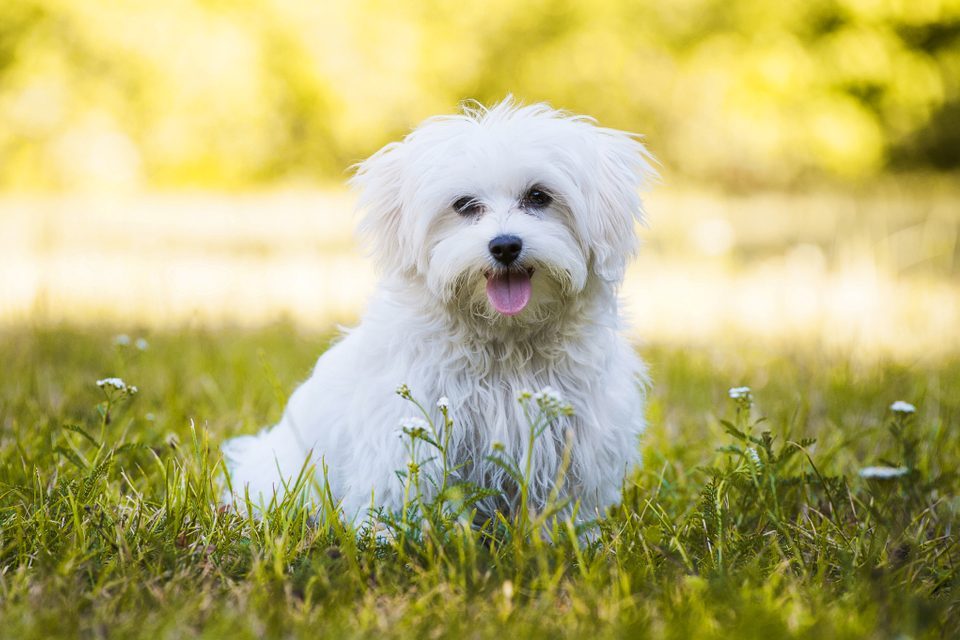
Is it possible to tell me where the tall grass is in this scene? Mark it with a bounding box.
[0,324,957,638]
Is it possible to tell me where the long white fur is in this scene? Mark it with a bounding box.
[222,100,658,523]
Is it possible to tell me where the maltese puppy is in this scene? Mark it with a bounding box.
[223,100,657,524]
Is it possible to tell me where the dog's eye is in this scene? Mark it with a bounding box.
[521,187,553,209]
[453,196,482,216]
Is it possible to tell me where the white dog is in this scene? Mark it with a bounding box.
[223,100,657,524]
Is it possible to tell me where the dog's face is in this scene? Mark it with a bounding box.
[351,101,656,326]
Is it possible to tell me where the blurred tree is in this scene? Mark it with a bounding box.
[0,0,957,190]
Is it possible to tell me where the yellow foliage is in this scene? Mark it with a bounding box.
[0,0,958,189]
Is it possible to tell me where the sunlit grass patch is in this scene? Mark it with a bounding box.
[0,325,957,638]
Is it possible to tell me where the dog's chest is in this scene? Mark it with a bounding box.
[432,363,581,466]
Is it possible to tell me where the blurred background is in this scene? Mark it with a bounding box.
[2,0,959,360]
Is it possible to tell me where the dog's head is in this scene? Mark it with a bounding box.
[351,100,657,326]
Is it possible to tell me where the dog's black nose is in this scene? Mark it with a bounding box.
[488,235,523,265]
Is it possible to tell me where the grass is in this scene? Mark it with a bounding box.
[1,322,958,638]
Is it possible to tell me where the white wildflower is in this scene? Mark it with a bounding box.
[97,377,137,395]
[399,416,428,431]
[859,465,910,480]
[113,334,131,346]
[517,389,533,401]
[890,401,916,414]
[437,396,450,410]
[97,377,127,391]
[398,416,428,439]
[728,386,751,400]
[533,386,564,405]
[135,338,149,351]
[530,385,573,415]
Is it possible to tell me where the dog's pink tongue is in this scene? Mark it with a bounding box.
[486,271,532,316]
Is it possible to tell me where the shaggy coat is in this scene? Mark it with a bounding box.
[223,101,657,523]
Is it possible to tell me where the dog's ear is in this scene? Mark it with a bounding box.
[583,127,658,282]
[350,141,414,274]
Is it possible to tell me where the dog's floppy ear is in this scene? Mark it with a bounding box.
[584,127,658,282]
[350,141,414,274]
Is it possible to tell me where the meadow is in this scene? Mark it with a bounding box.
[2,182,959,638]
[0,320,957,639]
[3,1,959,637]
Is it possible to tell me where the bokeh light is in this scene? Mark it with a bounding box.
[1,0,958,358]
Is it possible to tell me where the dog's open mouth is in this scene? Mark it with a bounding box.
[484,268,534,316]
